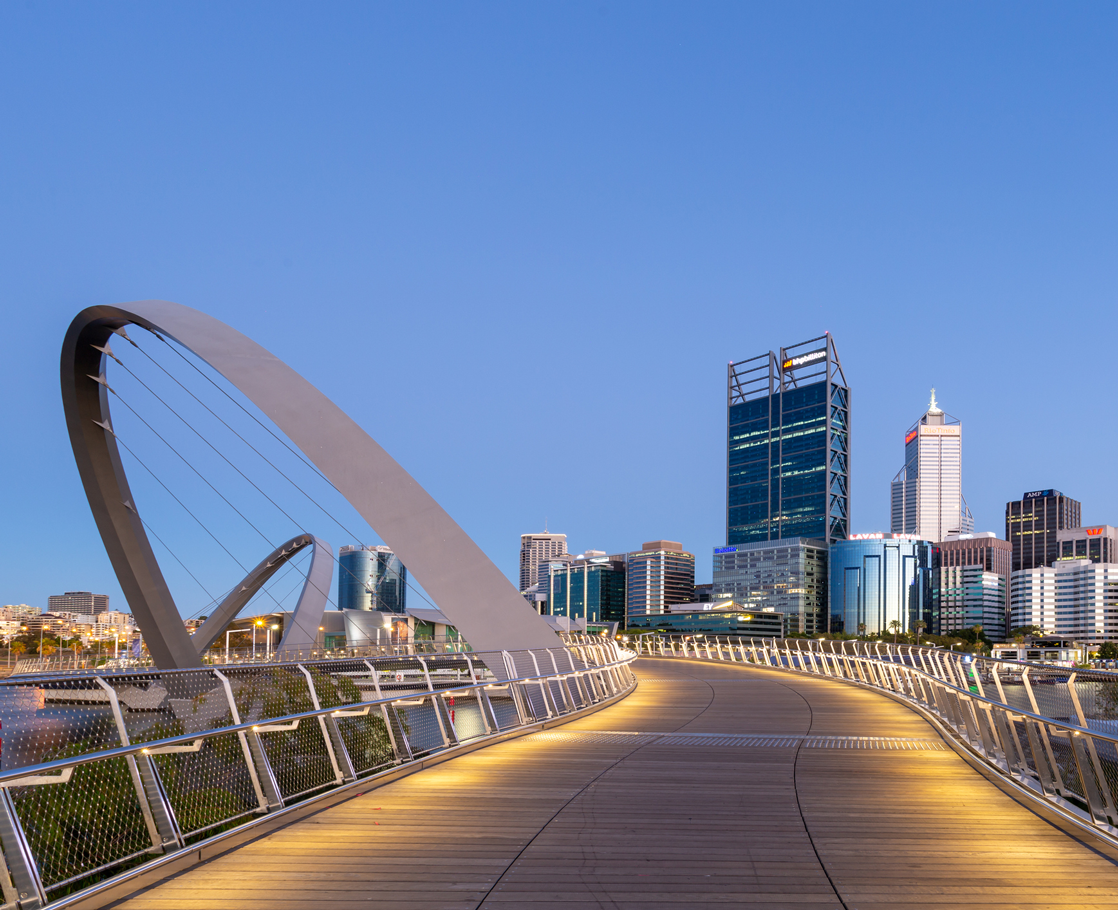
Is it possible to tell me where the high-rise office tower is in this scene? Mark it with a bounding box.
[337,545,408,613]
[727,334,850,546]
[890,391,973,542]
[1005,490,1081,572]
[519,532,567,596]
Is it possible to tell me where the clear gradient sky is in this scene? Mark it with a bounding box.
[1,3,1116,614]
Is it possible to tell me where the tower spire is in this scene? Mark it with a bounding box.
[928,388,942,415]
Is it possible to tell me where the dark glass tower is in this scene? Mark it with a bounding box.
[727,334,850,546]
[1005,490,1081,572]
[338,545,408,614]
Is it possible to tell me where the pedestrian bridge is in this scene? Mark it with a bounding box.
[103,656,1118,910]
[5,641,1118,910]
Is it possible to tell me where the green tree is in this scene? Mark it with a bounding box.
[888,619,902,645]
[1097,641,1118,660]
[857,623,867,639]
[913,620,927,645]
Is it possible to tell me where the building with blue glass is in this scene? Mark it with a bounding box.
[828,534,938,635]
[337,545,408,614]
[542,555,626,624]
[727,334,850,547]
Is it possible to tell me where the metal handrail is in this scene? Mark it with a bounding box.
[0,639,636,908]
[0,660,630,788]
[636,634,1118,840]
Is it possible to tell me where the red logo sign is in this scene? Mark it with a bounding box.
[1085,528,1104,536]
[904,430,917,445]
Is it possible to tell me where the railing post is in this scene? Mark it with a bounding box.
[1065,674,1118,824]
[297,665,352,783]
[418,657,455,746]
[1020,668,1066,796]
[0,788,45,908]
[95,677,182,852]
[364,660,410,761]
[214,669,280,811]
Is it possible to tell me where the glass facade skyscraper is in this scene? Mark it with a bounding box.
[1006,490,1082,572]
[727,334,850,547]
[828,535,938,635]
[338,545,408,614]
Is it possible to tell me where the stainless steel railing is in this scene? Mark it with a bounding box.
[635,635,1118,840]
[0,637,636,908]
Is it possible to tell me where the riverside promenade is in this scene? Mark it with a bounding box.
[110,657,1118,909]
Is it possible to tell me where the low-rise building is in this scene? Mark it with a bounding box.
[627,601,785,637]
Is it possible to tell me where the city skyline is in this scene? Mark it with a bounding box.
[2,4,1116,612]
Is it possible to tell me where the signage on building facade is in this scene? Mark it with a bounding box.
[849,533,921,541]
[714,546,737,554]
[918,425,960,437]
[1085,528,1104,536]
[1023,490,1055,499]
[781,349,826,371]
[904,429,917,445]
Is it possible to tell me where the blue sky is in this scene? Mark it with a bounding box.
[1,2,1116,614]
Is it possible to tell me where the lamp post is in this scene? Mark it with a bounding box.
[268,623,279,659]
[253,619,264,660]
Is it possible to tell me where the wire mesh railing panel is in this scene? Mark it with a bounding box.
[221,666,316,724]
[150,733,260,840]
[0,680,125,771]
[255,722,336,802]
[486,691,522,730]
[443,697,487,742]
[12,757,154,893]
[392,698,446,755]
[335,713,396,776]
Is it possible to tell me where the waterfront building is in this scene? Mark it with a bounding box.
[712,538,828,635]
[1057,525,1118,564]
[626,541,695,622]
[1010,559,1118,642]
[541,553,626,624]
[727,334,850,546]
[828,534,938,635]
[627,601,784,637]
[890,391,973,542]
[46,592,109,615]
[519,532,567,593]
[337,545,407,613]
[938,565,1007,636]
[1006,490,1081,572]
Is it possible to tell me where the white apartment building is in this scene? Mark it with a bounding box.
[890,391,973,542]
[1011,559,1118,642]
[519,532,568,596]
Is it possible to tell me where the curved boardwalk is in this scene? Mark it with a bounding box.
[112,658,1118,909]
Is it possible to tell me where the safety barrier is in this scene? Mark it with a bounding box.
[635,635,1118,842]
[0,637,635,908]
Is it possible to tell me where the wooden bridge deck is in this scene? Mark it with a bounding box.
[111,657,1118,909]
